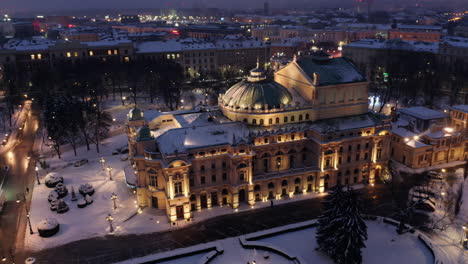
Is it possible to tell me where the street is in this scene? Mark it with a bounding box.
[0,102,39,263]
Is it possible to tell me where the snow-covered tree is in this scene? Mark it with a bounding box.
[316,186,368,264]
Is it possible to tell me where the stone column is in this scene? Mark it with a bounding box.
[196,194,201,211]
[207,192,212,209]
[248,184,255,206]
[232,186,239,209]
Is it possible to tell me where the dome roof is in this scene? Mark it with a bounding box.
[136,126,153,141]
[128,107,144,121]
[222,79,292,110]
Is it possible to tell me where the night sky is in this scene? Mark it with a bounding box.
[0,0,464,12]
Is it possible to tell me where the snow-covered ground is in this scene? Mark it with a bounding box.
[116,219,434,264]
[424,168,468,264]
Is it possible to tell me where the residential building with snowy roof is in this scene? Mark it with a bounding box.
[126,53,392,223]
[390,106,466,169]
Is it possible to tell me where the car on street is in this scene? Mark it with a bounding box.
[74,159,89,167]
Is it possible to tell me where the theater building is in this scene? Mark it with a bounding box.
[126,53,391,223]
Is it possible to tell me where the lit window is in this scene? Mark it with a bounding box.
[113,50,118,55]
[167,54,170,59]
[30,54,35,60]
[107,50,112,55]
[66,52,71,58]
[74,52,78,57]
[89,51,94,56]
[124,57,130,62]
[37,54,42,60]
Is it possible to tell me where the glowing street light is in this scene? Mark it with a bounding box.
[111,192,118,210]
[35,166,40,185]
[99,157,106,171]
[106,213,114,233]
[106,166,113,181]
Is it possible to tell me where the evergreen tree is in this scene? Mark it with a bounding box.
[316,186,368,264]
[332,188,368,264]
[316,184,347,256]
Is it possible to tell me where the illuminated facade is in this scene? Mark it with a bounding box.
[126,54,391,222]
[391,106,468,169]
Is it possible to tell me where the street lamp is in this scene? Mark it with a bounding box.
[106,166,113,181]
[26,212,33,235]
[111,192,118,210]
[106,213,114,233]
[461,224,467,245]
[99,157,106,171]
[35,166,40,185]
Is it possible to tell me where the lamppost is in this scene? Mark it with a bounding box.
[106,214,114,233]
[461,224,467,246]
[35,166,40,185]
[106,166,113,181]
[99,157,106,171]
[26,211,33,235]
[111,192,118,210]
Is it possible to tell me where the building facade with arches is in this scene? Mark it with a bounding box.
[126,54,392,223]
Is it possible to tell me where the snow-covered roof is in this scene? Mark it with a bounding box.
[345,39,439,53]
[392,127,428,148]
[442,36,468,48]
[309,113,381,133]
[136,37,267,54]
[451,105,468,113]
[156,123,249,154]
[399,106,447,120]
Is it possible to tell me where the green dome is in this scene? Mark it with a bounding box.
[128,107,144,121]
[222,79,292,110]
[136,126,153,141]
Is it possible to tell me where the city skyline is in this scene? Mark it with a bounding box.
[0,0,466,13]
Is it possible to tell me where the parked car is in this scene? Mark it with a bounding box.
[74,159,88,167]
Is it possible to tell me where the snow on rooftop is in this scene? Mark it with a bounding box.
[345,39,439,53]
[156,122,248,154]
[451,104,468,113]
[442,36,468,48]
[399,106,447,120]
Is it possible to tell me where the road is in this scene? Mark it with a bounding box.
[0,101,39,263]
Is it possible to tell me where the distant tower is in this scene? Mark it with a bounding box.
[264,2,270,16]
[355,0,373,21]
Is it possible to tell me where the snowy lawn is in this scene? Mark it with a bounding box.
[259,220,433,264]
[117,219,435,264]
[25,133,175,251]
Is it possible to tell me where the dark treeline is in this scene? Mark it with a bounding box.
[0,58,191,157]
[358,50,468,112]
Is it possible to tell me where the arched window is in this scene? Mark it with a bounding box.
[252,119,257,125]
[260,119,264,125]
[294,177,301,184]
[284,116,288,123]
[354,168,359,174]
[299,114,303,121]
[305,113,310,120]
[222,188,228,195]
[276,157,282,168]
[268,182,275,189]
[243,118,248,123]
[281,180,288,186]
[276,117,280,124]
[269,118,273,125]
[237,163,248,168]
[254,184,261,191]
[291,116,295,122]
[289,155,295,168]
